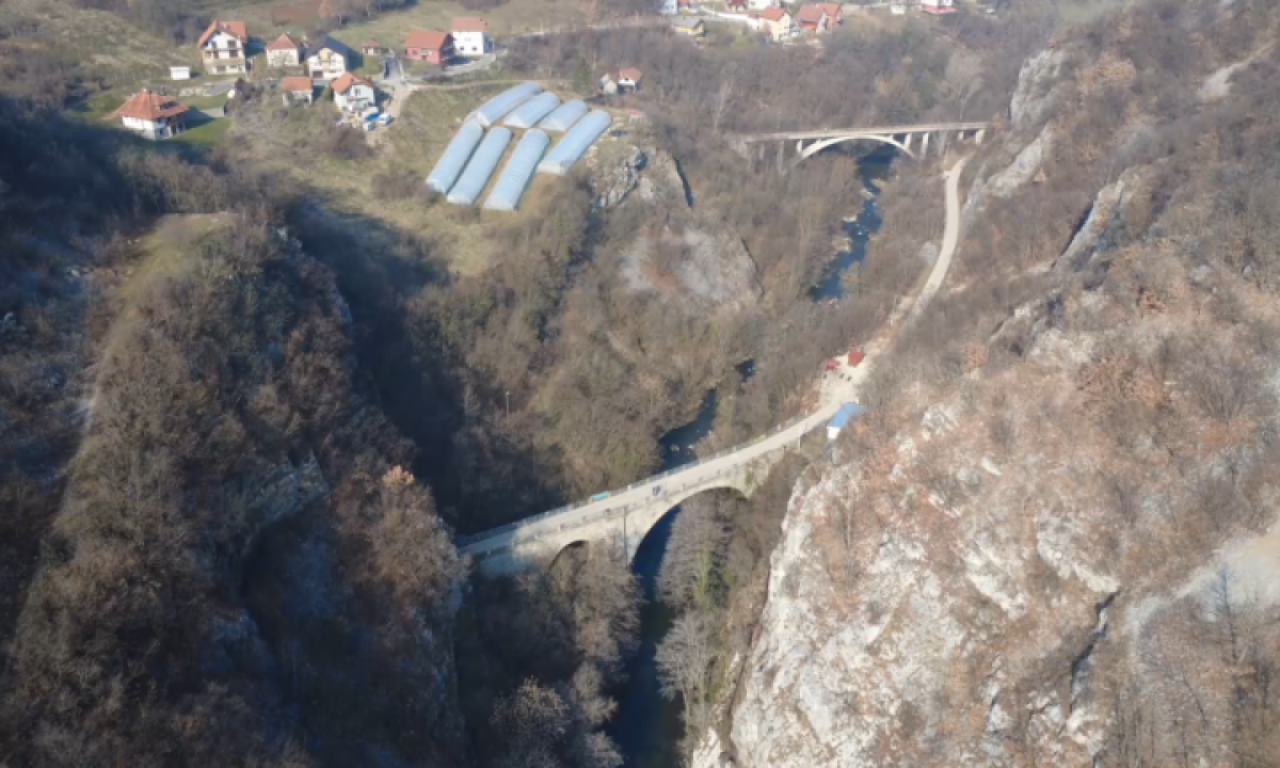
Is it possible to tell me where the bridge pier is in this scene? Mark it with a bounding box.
[975,128,985,146]
[938,130,950,157]
[902,133,913,152]
[920,131,930,159]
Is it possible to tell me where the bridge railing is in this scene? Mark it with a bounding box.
[456,407,827,550]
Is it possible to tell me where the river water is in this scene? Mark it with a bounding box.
[611,148,892,768]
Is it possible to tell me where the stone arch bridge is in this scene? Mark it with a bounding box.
[457,404,842,575]
[734,121,989,173]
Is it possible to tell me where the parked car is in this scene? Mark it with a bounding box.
[362,121,375,132]
[377,113,393,126]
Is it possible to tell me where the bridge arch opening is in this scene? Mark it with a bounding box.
[611,486,751,767]
[795,135,912,170]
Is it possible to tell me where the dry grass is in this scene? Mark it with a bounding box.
[0,0,199,98]
[229,0,589,48]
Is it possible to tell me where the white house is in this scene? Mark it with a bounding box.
[113,89,190,140]
[921,0,956,13]
[450,17,488,56]
[307,37,352,81]
[658,0,678,15]
[331,72,376,112]
[747,0,778,10]
[617,68,643,91]
[197,20,248,76]
[265,33,303,68]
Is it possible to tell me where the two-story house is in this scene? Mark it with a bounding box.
[307,37,352,81]
[450,17,488,57]
[265,33,303,68]
[760,5,793,40]
[113,89,189,140]
[331,72,376,113]
[198,20,248,76]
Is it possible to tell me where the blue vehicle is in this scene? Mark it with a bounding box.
[590,491,611,502]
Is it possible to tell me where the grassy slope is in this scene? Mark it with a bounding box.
[229,0,588,45]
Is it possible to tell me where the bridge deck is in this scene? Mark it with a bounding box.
[738,122,989,143]
[458,398,853,558]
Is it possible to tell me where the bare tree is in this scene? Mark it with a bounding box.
[655,612,716,730]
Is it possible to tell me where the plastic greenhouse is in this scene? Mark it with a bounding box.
[471,83,541,128]
[446,127,513,205]
[425,121,484,194]
[502,93,560,129]
[539,100,589,132]
[536,110,612,175]
[483,130,551,212]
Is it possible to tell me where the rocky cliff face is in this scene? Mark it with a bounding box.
[696,3,1280,765]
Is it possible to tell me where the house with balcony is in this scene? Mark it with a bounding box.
[113,89,189,140]
[331,72,376,113]
[198,20,248,76]
[307,37,352,81]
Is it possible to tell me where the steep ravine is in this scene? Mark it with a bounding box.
[690,6,1280,765]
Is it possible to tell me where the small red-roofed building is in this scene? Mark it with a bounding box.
[114,89,189,140]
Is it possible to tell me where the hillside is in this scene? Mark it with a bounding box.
[694,0,1280,765]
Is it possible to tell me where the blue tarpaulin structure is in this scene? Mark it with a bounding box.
[537,110,612,175]
[503,92,560,129]
[447,127,512,205]
[484,130,551,212]
[471,82,541,127]
[425,121,484,194]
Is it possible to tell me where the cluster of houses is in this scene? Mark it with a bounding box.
[115,16,494,140]
[664,0,955,41]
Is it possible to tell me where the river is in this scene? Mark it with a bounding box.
[611,148,891,768]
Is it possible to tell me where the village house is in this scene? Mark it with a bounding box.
[819,2,843,27]
[197,20,248,76]
[672,16,706,36]
[307,37,351,80]
[113,89,189,140]
[451,17,488,57]
[617,68,643,91]
[331,72,376,112]
[279,75,314,105]
[659,0,678,15]
[265,33,303,68]
[404,29,454,66]
[921,0,956,13]
[747,0,778,10]
[795,4,830,34]
[760,5,793,40]
[362,40,384,56]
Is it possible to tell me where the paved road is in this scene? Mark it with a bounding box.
[460,155,971,557]
[910,155,968,320]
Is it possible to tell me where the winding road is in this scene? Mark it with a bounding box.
[460,155,971,569]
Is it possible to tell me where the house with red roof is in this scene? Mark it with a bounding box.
[617,68,644,91]
[279,75,314,105]
[265,33,303,68]
[760,5,793,40]
[795,4,830,34]
[198,20,248,76]
[331,72,376,112]
[818,2,843,27]
[404,29,454,66]
[113,89,189,140]
[922,0,956,13]
[451,17,488,57]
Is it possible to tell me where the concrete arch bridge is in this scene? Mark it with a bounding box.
[734,121,989,173]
